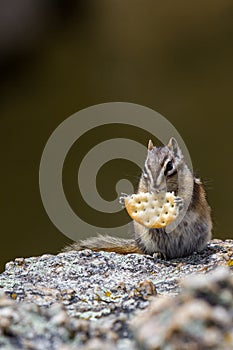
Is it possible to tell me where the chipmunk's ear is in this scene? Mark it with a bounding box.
[147,139,154,151]
[167,137,183,159]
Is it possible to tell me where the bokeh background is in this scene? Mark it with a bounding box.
[1,0,233,271]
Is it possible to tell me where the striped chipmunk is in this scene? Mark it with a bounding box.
[64,138,212,259]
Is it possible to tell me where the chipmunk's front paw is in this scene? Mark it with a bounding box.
[119,193,128,206]
[174,196,184,211]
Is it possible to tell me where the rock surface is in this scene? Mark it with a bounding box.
[132,266,233,349]
[0,239,232,349]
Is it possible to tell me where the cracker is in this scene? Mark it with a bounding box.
[122,191,180,228]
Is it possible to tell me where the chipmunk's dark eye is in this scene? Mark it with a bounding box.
[164,161,173,175]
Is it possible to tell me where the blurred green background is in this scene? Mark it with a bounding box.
[1,0,233,271]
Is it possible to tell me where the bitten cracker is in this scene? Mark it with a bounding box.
[122,191,181,228]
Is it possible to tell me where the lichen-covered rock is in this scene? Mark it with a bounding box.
[0,294,120,350]
[0,239,232,349]
[132,266,233,350]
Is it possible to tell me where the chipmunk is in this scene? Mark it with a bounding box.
[64,138,212,259]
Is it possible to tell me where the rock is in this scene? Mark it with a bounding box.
[0,239,232,349]
[132,266,233,350]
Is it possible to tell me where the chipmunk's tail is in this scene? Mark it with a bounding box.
[63,234,142,254]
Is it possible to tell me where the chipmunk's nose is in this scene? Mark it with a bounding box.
[150,172,167,193]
